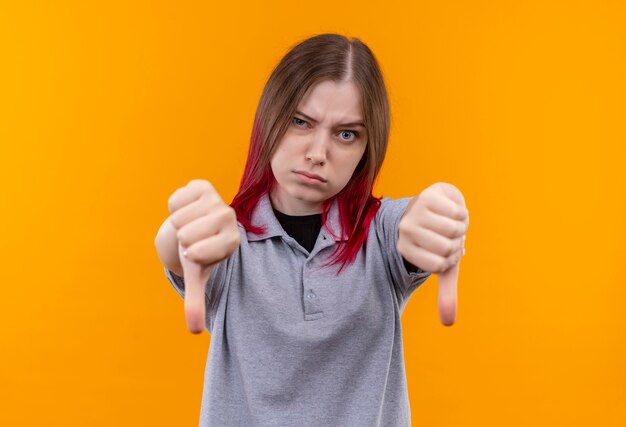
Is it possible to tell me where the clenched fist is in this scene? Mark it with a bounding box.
[167,179,241,334]
[397,182,469,327]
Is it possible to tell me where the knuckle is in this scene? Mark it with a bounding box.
[203,193,220,210]
[219,244,229,260]
[398,221,407,235]
[421,189,435,202]
[446,240,455,257]
[168,196,177,213]
[217,207,230,223]
[452,209,460,221]
[222,207,237,225]
[191,179,214,194]
[449,221,458,237]
[203,180,216,192]
[169,216,178,229]
[448,254,456,268]
[435,183,447,193]
[453,207,463,221]
[194,248,205,263]
[228,233,239,252]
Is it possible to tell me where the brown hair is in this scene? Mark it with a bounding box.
[231,33,392,273]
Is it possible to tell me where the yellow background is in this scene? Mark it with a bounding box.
[1,1,624,425]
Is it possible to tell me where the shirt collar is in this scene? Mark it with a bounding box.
[246,192,347,242]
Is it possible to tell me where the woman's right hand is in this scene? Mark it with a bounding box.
[167,179,241,334]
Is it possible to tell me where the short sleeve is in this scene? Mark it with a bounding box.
[375,197,432,304]
[163,256,232,334]
[164,267,187,298]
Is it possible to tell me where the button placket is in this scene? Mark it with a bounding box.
[302,261,324,320]
[301,231,338,321]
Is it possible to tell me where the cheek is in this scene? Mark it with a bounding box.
[347,146,366,169]
[335,150,365,182]
[272,141,297,164]
[270,147,289,175]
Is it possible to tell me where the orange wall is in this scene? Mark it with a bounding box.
[1,1,624,425]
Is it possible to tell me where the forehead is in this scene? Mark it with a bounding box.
[298,80,363,119]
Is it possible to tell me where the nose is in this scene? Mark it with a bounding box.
[305,133,328,166]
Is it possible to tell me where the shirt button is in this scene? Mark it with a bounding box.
[323,236,327,240]
[307,291,316,299]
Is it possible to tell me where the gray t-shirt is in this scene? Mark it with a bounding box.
[164,193,432,426]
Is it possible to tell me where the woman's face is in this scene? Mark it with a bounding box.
[269,80,367,215]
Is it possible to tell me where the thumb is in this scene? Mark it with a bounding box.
[437,257,460,326]
[178,241,209,334]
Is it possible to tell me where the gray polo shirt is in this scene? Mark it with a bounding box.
[164,193,432,426]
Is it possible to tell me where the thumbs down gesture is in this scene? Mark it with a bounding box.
[397,182,469,326]
[168,179,240,334]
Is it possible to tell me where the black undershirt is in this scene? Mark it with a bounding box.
[272,208,322,253]
[272,208,421,273]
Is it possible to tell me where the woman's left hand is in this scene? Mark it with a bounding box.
[397,182,469,326]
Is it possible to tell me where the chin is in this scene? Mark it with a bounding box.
[287,185,327,201]
[291,188,325,202]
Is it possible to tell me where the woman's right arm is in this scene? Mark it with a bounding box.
[154,217,184,277]
[159,179,240,334]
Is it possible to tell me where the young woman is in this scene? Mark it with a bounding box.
[155,33,469,426]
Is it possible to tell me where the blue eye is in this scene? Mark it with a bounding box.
[340,130,358,142]
[292,117,307,127]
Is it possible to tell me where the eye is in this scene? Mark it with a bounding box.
[292,117,308,128]
[339,130,358,142]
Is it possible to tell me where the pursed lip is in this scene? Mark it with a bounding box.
[294,170,327,182]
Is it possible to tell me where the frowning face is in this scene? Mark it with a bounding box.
[269,79,367,215]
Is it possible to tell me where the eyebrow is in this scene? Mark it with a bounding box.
[295,110,366,128]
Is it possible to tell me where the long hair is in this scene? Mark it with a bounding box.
[230,33,391,274]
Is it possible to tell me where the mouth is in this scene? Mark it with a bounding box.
[293,170,327,183]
